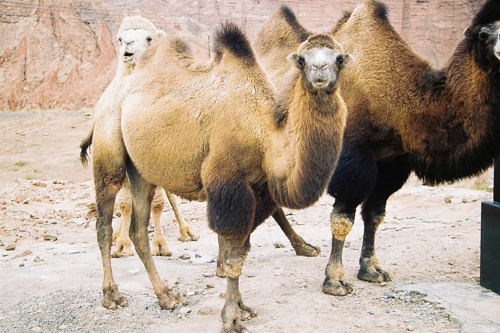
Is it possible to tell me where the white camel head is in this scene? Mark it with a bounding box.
[117,16,166,67]
[288,34,352,93]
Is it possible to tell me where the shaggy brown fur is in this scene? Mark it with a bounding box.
[256,0,500,297]
[91,22,348,332]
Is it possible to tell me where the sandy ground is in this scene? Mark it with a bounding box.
[0,110,495,332]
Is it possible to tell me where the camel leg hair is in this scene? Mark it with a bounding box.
[272,208,321,257]
[127,163,178,310]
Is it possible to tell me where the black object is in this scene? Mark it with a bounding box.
[480,160,500,295]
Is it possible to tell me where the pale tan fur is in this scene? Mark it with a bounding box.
[84,16,198,259]
[90,23,349,332]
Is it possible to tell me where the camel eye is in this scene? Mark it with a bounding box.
[479,31,489,42]
[146,37,153,43]
[297,56,305,68]
[337,56,344,66]
[118,37,123,43]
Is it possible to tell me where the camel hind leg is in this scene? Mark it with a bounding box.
[151,188,172,256]
[94,169,128,309]
[112,183,134,258]
[127,161,179,310]
[272,208,320,257]
[165,190,199,242]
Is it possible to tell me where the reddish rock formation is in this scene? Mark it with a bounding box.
[0,0,486,111]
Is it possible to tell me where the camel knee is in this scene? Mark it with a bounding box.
[330,211,354,241]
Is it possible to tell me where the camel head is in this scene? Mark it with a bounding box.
[287,34,352,93]
[464,0,500,72]
[117,16,166,67]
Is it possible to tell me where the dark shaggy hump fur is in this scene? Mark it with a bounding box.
[472,0,500,27]
[212,22,256,65]
[279,4,311,43]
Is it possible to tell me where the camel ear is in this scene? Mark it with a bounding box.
[463,27,471,37]
[342,54,354,68]
[157,30,166,37]
[287,52,305,69]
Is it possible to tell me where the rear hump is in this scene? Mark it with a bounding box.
[212,22,256,65]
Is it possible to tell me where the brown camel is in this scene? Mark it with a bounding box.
[80,16,198,259]
[86,21,350,332]
[256,0,500,297]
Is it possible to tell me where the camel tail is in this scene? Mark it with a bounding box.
[79,127,93,167]
[212,22,256,65]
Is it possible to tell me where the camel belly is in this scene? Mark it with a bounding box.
[121,95,207,199]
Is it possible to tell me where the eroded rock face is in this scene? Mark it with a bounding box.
[0,0,485,111]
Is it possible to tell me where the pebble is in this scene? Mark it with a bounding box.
[43,234,57,241]
[198,306,216,315]
[407,325,415,331]
[273,242,285,248]
[179,253,191,260]
[179,307,191,314]
[444,197,452,204]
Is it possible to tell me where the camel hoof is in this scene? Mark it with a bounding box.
[358,266,392,283]
[152,249,173,257]
[157,291,179,310]
[179,229,200,242]
[292,241,321,257]
[111,249,134,258]
[102,293,128,309]
[321,277,354,296]
[221,319,252,333]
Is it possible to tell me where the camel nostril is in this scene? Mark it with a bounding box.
[124,52,134,58]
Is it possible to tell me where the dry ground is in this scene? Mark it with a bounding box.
[0,110,495,332]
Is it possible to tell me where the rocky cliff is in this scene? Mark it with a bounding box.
[0,0,486,111]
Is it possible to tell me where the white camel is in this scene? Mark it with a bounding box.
[80,15,198,259]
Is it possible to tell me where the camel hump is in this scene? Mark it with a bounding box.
[212,22,256,65]
[472,0,500,27]
[278,5,310,41]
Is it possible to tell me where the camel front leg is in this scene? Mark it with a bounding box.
[220,237,256,333]
[322,202,355,296]
[272,208,320,257]
[165,190,199,242]
[151,188,172,256]
[127,165,178,310]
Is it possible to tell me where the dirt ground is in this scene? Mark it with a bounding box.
[0,110,495,332]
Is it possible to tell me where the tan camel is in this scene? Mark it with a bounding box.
[80,16,198,259]
[84,21,350,332]
[256,1,500,297]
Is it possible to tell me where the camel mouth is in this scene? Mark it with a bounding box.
[122,52,135,62]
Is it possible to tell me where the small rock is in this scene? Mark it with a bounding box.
[19,263,25,267]
[355,323,361,328]
[202,272,214,277]
[33,181,47,187]
[34,256,42,262]
[6,244,16,251]
[44,234,57,241]
[179,253,191,260]
[206,283,215,289]
[179,306,191,314]
[14,249,32,258]
[462,198,469,203]
[444,197,452,204]
[198,306,216,316]
[407,325,415,331]
[273,242,285,248]
[15,194,28,203]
